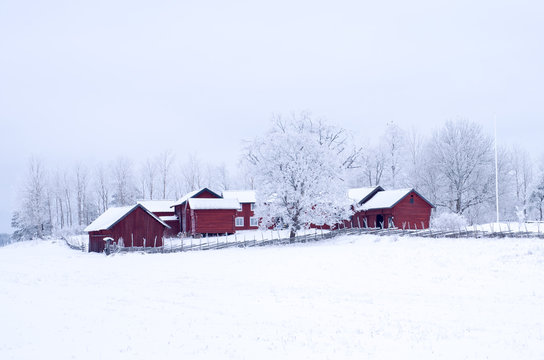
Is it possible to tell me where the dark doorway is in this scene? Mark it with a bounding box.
[376,214,384,228]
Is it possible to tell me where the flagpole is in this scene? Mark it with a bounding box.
[494,116,500,224]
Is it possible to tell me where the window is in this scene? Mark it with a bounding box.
[250,203,255,211]
[410,195,414,204]
[235,217,244,227]
[250,217,259,227]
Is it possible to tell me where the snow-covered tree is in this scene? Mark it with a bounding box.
[508,145,533,219]
[156,149,175,199]
[424,119,494,215]
[110,158,137,206]
[94,164,110,213]
[246,117,357,238]
[380,121,406,188]
[530,172,544,221]
[12,157,52,240]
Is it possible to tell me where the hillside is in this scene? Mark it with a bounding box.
[0,235,543,359]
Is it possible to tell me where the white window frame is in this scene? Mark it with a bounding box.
[250,217,259,227]
[235,217,244,227]
[250,203,255,211]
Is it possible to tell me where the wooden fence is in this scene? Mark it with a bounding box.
[65,222,544,255]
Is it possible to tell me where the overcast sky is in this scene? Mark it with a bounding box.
[1,0,543,233]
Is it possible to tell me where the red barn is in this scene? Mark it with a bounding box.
[172,188,239,235]
[185,198,239,235]
[84,204,170,253]
[222,190,259,230]
[351,188,434,229]
[137,200,179,236]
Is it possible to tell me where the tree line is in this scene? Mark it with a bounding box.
[11,152,240,240]
[11,114,544,240]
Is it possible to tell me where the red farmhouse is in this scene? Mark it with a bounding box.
[222,190,259,230]
[84,203,170,253]
[350,187,434,229]
[172,188,240,236]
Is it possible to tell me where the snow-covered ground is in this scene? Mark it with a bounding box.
[164,228,329,249]
[0,235,543,359]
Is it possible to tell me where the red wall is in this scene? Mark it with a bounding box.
[88,206,166,252]
[391,191,433,229]
[234,203,259,230]
[352,191,432,229]
[191,209,236,235]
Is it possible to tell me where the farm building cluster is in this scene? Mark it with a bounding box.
[84,186,434,252]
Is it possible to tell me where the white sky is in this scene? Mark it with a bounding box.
[1,0,543,232]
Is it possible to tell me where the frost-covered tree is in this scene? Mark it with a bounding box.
[94,164,110,213]
[424,119,494,215]
[380,121,406,188]
[111,158,137,206]
[359,148,385,186]
[246,116,357,238]
[156,149,175,199]
[405,127,425,189]
[508,145,533,219]
[12,157,52,240]
[530,173,544,221]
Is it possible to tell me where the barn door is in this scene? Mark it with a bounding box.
[376,215,384,229]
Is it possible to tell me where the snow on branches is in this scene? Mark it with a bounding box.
[246,116,357,238]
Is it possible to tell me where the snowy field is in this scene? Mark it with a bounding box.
[0,235,543,359]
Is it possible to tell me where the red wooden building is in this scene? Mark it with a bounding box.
[172,188,240,236]
[222,190,259,230]
[351,188,434,229]
[84,204,170,253]
[137,200,179,236]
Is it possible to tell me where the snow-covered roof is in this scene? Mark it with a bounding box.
[188,198,240,210]
[171,188,221,207]
[348,186,382,204]
[222,190,256,203]
[361,188,414,210]
[84,204,170,232]
[159,215,179,222]
[137,200,175,213]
